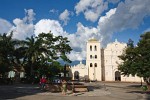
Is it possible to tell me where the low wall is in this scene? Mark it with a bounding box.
[45,83,88,92]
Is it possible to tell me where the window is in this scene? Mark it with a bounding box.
[90,45,92,51]
[94,63,97,67]
[94,45,97,51]
[90,55,92,59]
[90,63,93,67]
[95,55,97,59]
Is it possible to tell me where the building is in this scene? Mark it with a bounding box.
[70,39,142,82]
[69,61,88,80]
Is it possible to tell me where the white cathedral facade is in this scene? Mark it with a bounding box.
[69,39,142,82]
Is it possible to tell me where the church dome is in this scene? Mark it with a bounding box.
[88,38,98,42]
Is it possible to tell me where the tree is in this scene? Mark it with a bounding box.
[21,32,72,78]
[118,32,150,87]
[0,31,72,82]
[38,32,72,78]
[38,32,72,63]
[0,32,20,77]
[22,36,48,77]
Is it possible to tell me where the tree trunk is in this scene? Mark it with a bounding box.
[64,64,66,78]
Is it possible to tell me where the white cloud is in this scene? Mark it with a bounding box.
[99,8,116,23]
[0,18,12,34]
[98,0,150,46]
[10,18,34,40]
[59,9,73,26]
[1,0,150,62]
[67,22,100,61]
[70,0,150,61]
[34,19,68,36]
[23,9,36,24]
[9,9,35,40]
[49,9,59,14]
[68,51,86,61]
[75,0,108,22]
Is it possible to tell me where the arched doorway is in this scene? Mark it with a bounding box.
[74,71,79,80]
[115,71,121,81]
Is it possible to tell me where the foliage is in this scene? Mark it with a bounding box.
[0,31,72,80]
[0,32,19,76]
[118,32,150,84]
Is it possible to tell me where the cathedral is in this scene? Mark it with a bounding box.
[69,39,142,82]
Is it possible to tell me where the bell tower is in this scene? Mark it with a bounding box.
[86,38,101,81]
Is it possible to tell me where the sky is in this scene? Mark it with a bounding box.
[0,0,150,61]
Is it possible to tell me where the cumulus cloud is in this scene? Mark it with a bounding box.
[0,18,12,34]
[67,22,100,61]
[10,19,34,40]
[59,9,73,26]
[1,0,150,62]
[68,51,86,61]
[75,0,108,22]
[99,8,116,23]
[23,9,36,24]
[34,19,68,36]
[9,9,35,40]
[98,0,150,45]
[70,0,150,61]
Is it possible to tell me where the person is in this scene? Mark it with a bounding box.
[40,76,47,90]
[61,79,67,95]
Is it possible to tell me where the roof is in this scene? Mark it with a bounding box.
[88,38,98,42]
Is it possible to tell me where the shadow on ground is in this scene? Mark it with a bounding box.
[86,84,103,91]
[0,84,44,99]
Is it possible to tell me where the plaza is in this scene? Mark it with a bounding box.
[0,82,150,100]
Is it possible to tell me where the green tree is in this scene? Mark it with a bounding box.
[0,31,72,81]
[0,32,20,77]
[38,32,72,63]
[118,32,150,86]
[22,32,72,78]
[38,32,72,78]
[22,36,48,77]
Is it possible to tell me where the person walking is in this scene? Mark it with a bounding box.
[40,76,47,90]
[62,79,67,95]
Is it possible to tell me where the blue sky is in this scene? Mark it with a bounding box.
[0,0,150,61]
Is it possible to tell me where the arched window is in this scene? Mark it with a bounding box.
[90,63,93,67]
[90,55,92,59]
[95,55,97,59]
[90,45,92,51]
[94,63,97,67]
[94,45,97,51]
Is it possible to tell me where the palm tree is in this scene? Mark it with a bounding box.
[22,36,48,77]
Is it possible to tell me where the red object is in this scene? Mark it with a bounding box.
[40,78,47,83]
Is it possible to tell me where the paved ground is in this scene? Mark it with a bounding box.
[0,82,150,100]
